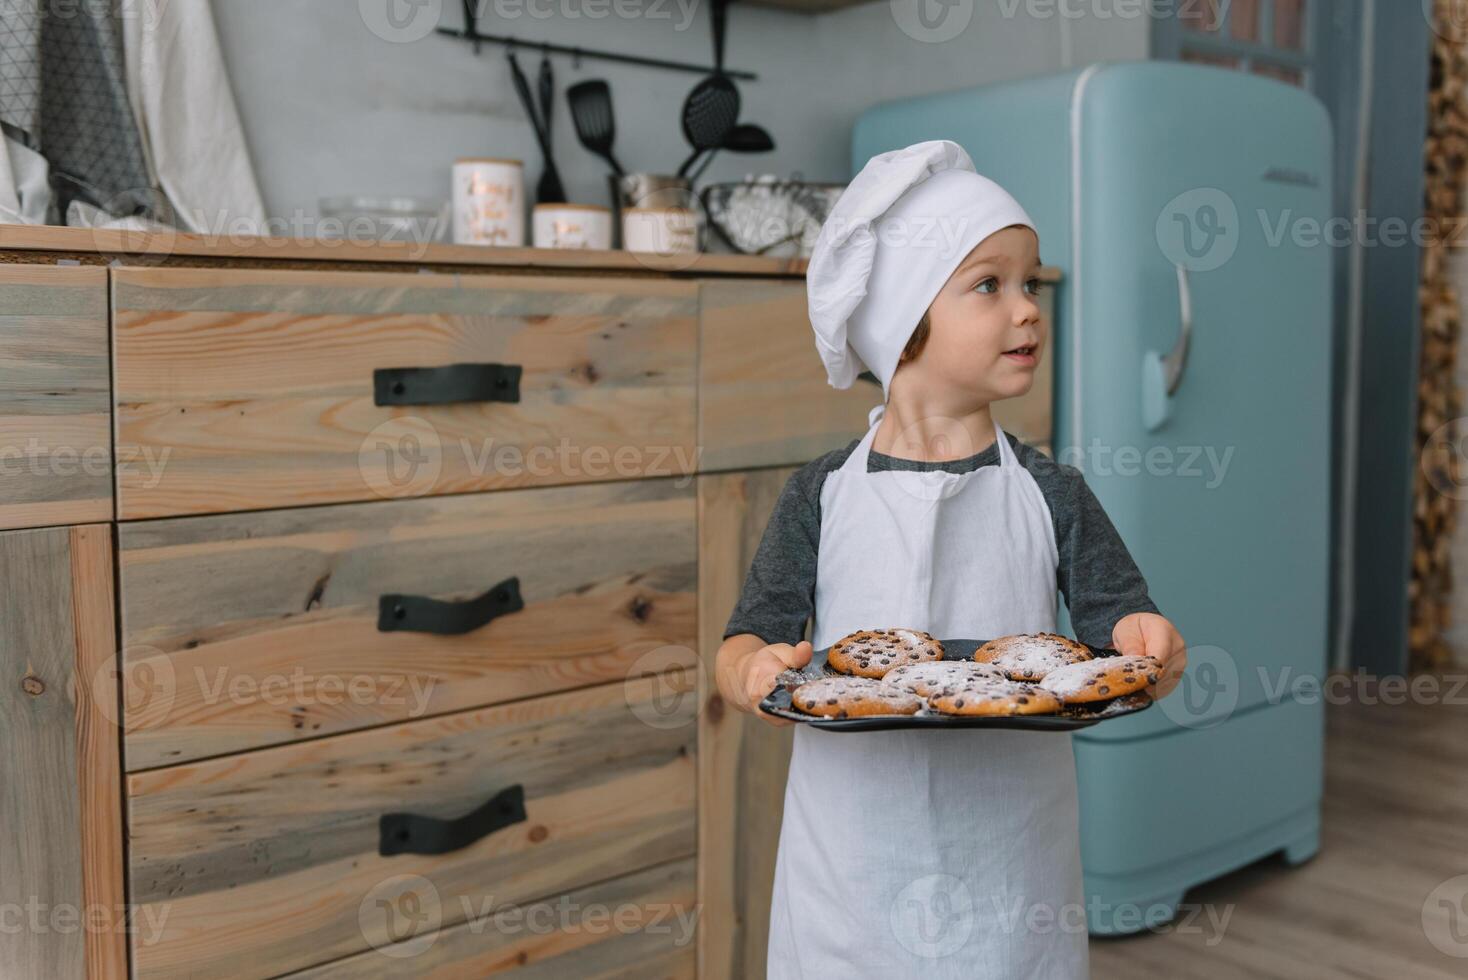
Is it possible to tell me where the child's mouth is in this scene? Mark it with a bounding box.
[1002,345,1037,365]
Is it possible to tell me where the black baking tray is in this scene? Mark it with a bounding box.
[758,638,1155,732]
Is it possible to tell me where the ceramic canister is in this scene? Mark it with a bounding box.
[452,158,524,246]
[531,204,613,250]
[621,206,699,254]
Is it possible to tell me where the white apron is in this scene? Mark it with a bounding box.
[766,405,1089,979]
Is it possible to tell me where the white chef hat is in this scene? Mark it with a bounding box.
[807,140,1037,399]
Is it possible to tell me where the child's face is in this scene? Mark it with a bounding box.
[902,225,1045,403]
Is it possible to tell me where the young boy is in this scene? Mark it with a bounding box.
[714,141,1186,979]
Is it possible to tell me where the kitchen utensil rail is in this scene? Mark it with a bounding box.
[436,27,757,81]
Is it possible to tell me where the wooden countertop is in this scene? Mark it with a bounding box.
[0,224,1066,283]
[0,223,810,278]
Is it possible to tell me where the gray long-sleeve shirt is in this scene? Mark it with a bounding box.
[722,430,1160,650]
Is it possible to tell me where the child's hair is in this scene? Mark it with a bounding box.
[898,311,932,366]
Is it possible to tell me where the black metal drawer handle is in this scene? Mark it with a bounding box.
[379,784,527,857]
[374,362,522,406]
[377,576,524,635]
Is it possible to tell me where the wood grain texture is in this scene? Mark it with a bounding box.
[68,525,127,980]
[117,477,697,768]
[697,273,1058,471]
[1091,691,1468,980]
[0,223,807,277]
[286,857,697,979]
[0,265,111,529]
[697,280,872,472]
[696,469,801,980]
[112,266,698,517]
[125,676,697,979]
[0,526,85,979]
[0,524,123,979]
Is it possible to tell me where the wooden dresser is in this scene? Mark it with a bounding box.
[0,226,1057,979]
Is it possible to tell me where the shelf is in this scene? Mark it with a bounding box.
[0,224,809,278]
[742,0,880,13]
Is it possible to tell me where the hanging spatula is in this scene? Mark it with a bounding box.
[568,79,625,177]
[688,122,775,182]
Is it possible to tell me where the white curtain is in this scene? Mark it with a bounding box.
[120,0,267,235]
[0,0,267,232]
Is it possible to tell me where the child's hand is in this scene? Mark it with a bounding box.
[718,639,814,727]
[1111,612,1187,700]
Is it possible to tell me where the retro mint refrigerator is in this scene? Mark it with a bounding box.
[853,62,1332,933]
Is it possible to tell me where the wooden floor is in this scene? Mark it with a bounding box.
[1091,688,1468,979]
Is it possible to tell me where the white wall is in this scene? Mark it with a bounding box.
[209,0,1148,224]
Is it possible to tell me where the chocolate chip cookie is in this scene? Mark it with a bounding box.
[975,632,1093,681]
[1039,654,1161,704]
[927,677,1062,716]
[791,676,923,718]
[882,660,1005,698]
[826,628,945,678]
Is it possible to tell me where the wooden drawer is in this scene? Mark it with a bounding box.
[698,279,873,472]
[0,266,111,529]
[0,524,125,980]
[697,274,1058,470]
[287,857,696,978]
[125,678,697,979]
[112,267,697,518]
[117,477,697,769]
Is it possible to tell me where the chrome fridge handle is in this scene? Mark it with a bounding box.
[1142,262,1193,431]
[1163,263,1192,396]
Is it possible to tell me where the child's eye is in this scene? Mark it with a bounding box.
[973,277,998,294]
[1026,278,1045,296]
